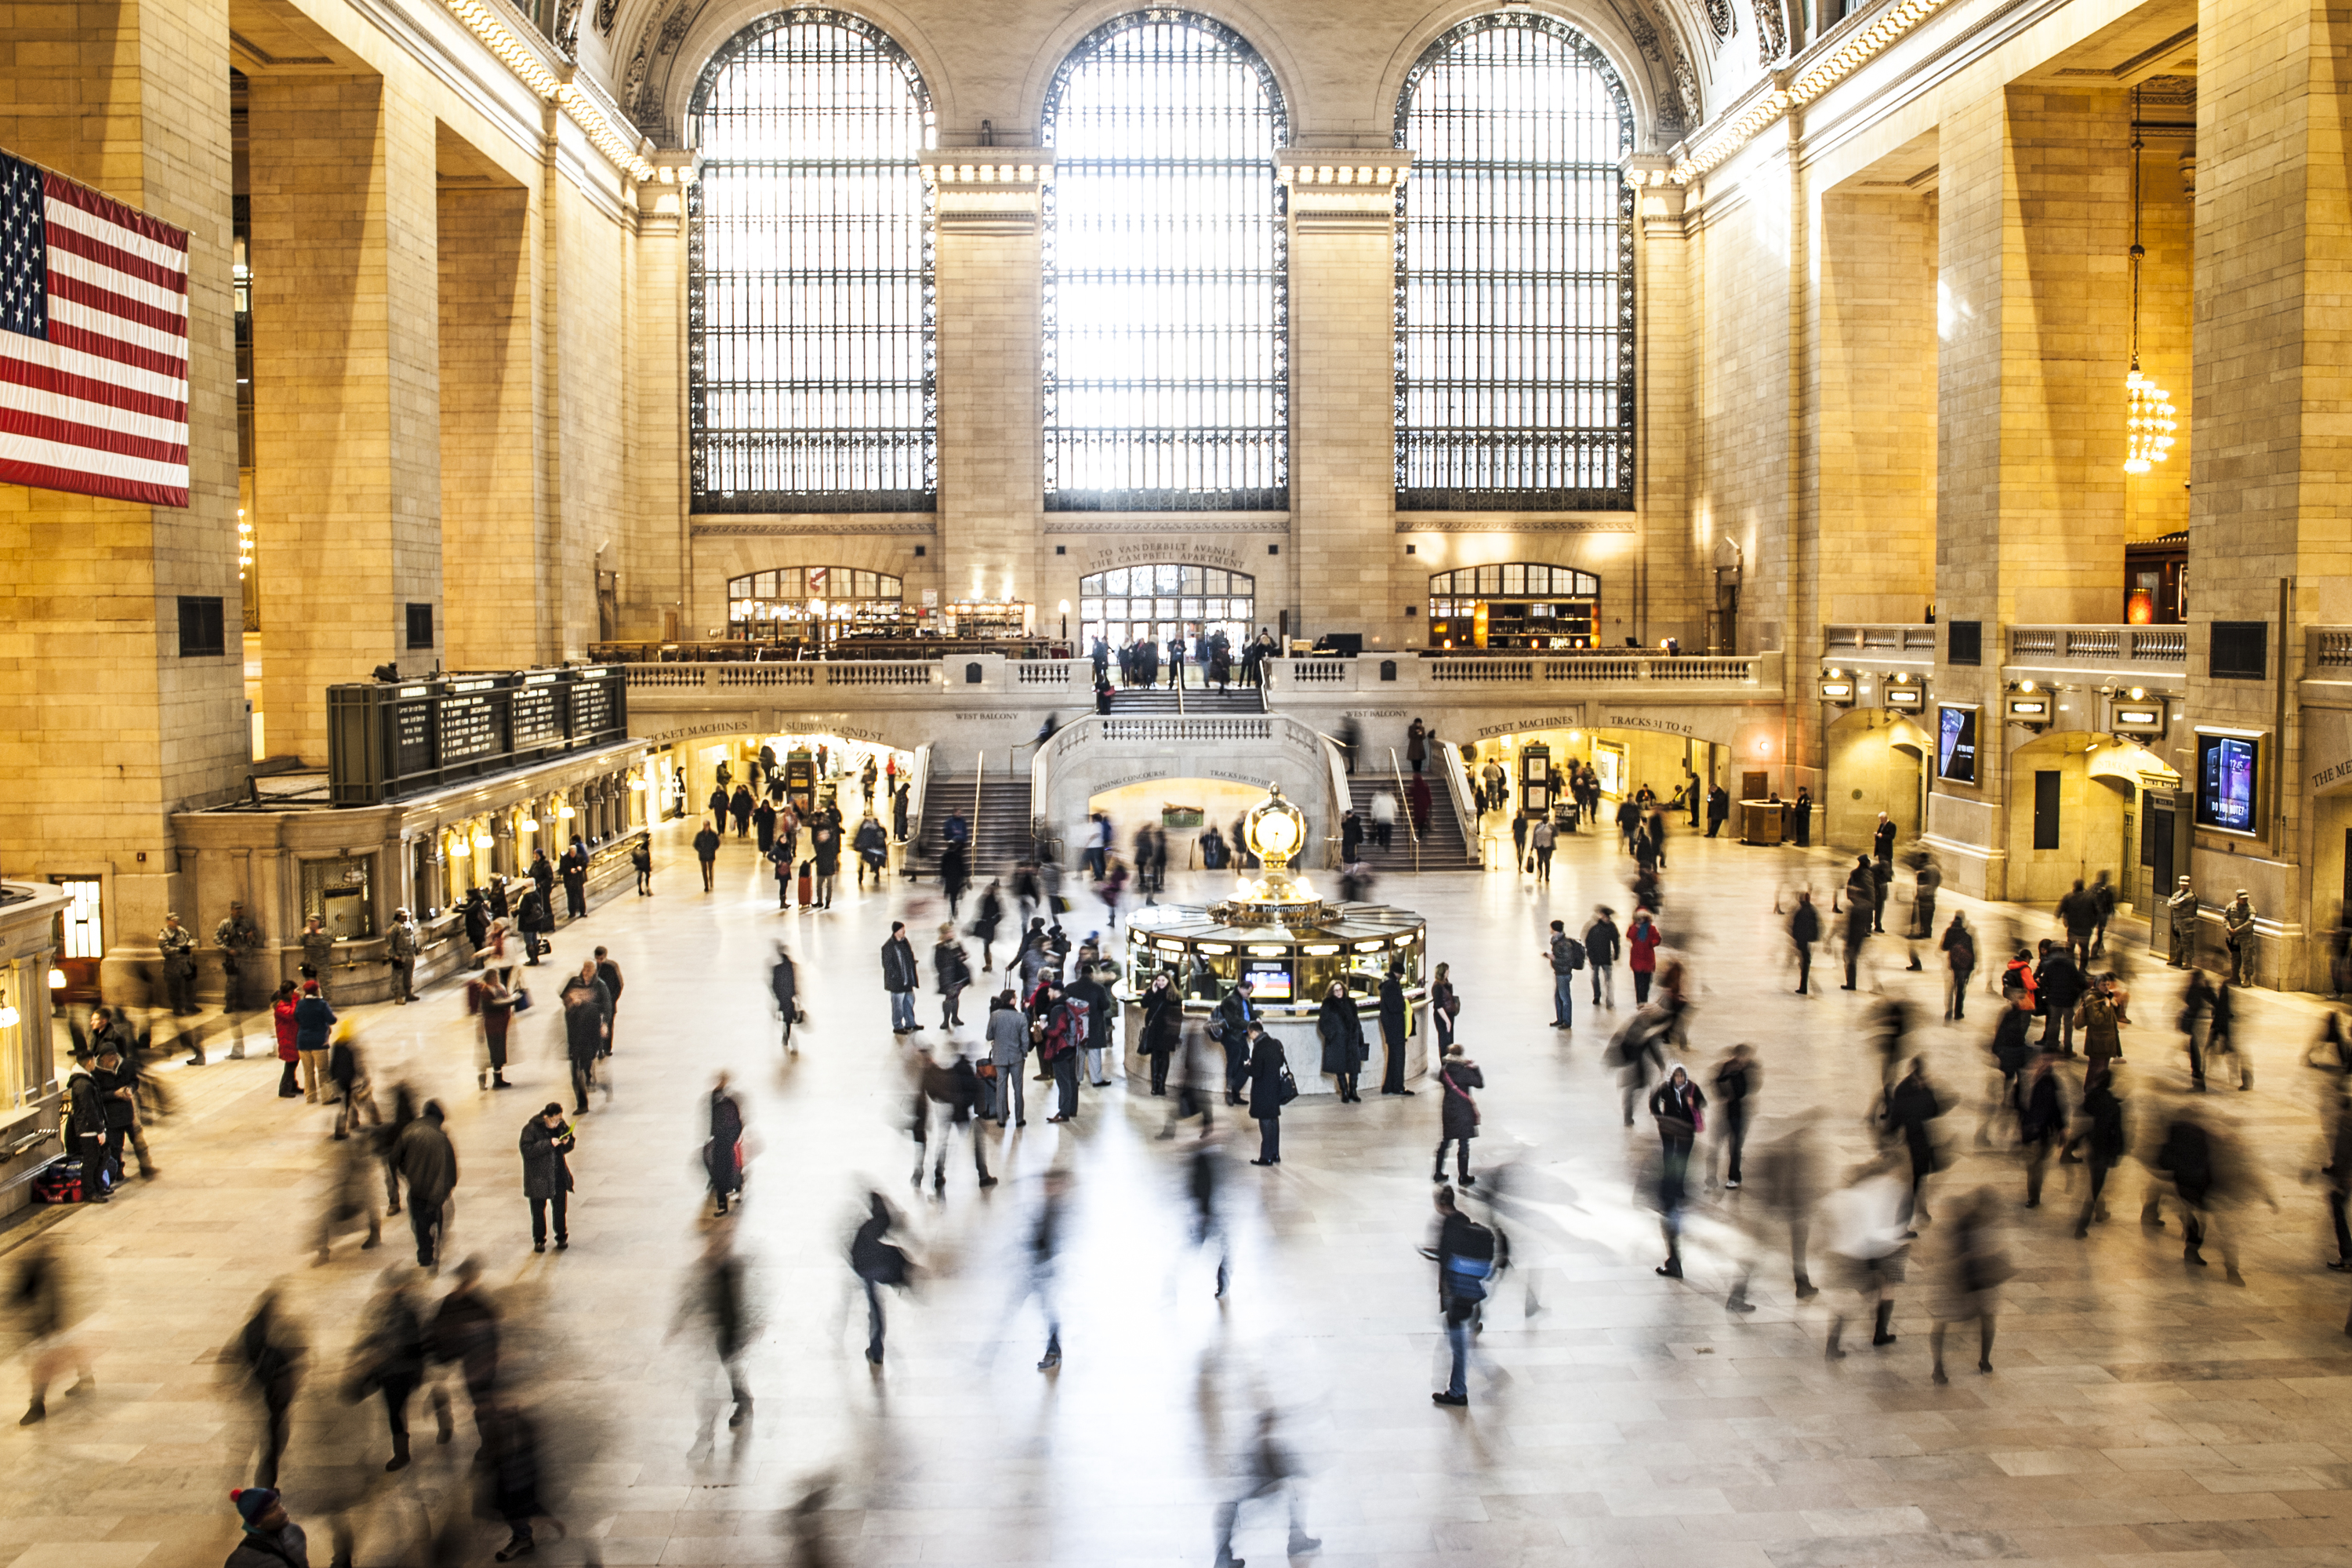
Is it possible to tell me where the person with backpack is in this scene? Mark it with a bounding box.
[1425,1184,1495,1406]
[1434,1044,1483,1185]
[1545,920,1584,1029]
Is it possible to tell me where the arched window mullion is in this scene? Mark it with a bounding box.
[1395,14,1634,514]
[1043,12,1289,513]
[688,10,937,514]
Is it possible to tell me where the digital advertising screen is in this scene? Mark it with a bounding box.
[2195,732,2260,835]
[1936,705,1978,783]
[1242,958,1294,1003]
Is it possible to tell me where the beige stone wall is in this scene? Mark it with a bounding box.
[438,180,536,670]
[0,0,246,951]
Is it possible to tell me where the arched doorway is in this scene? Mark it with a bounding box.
[1078,564,1259,654]
[2005,732,2176,906]
[1823,709,1928,853]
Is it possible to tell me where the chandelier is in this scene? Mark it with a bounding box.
[2122,89,2176,476]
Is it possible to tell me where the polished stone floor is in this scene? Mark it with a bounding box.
[7,812,2352,1567]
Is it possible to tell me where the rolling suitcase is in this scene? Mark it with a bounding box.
[797,861,814,907]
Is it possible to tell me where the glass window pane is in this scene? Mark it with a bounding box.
[1477,565,1501,595]
[1105,568,1129,593]
[1180,598,1202,619]
[1203,569,1228,593]
[691,16,936,510]
[1044,15,1289,513]
[1180,567,1204,593]
[778,568,803,597]
[1503,563,1525,595]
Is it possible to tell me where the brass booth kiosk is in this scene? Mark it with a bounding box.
[1119,784,1430,1094]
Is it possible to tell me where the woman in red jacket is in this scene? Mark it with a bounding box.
[270,982,301,1098]
[1627,912,1664,1005]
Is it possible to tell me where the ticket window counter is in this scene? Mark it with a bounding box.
[303,855,376,940]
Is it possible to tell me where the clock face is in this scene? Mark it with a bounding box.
[1254,810,1299,855]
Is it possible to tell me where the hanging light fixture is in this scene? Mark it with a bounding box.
[2123,89,2177,475]
[0,989,17,1029]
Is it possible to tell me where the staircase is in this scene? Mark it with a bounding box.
[1341,771,1475,871]
[908,778,1036,877]
[1102,684,1265,717]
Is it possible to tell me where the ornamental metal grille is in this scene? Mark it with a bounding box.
[1043,12,1289,512]
[688,12,936,513]
[1395,16,1636,512]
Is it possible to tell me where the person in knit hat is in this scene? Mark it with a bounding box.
[223,1486,308,1566]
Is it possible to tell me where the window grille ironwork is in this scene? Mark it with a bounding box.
[1078,564,1258,652]
[688,11,936,513]
[1043,12,1289,512]
[1395,16,1635,512]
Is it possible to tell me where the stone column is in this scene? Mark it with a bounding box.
[924,153,1048,608]
[628,151,695,643]
[2183,0,2352,986]
[1928,85,2132,898]
[1630,158,1700,650]
[439,167,536,670]
[248,71,444,763]
[1283,154,1412,650]
[0,0,246,967]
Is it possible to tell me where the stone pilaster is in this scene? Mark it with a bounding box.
[924,152,1047,608]
[440,174,536,669]
[1283,154,1412,649]
[248,71,443,760]
[626,150,694,643]
[1631,158,1699,652]
[0,0,245,958]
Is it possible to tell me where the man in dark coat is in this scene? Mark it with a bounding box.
[1435,1045,1483,1185]
[1243,1021,1288,1166]
[1316,979,1367,1101]
[1214,976,1256,1105]
[1883,1056,1943,1221]
[519,1105,575,1253]
[2034,942,2084,1057]
[730,784,755,837]
[559,963,610,1115]
[516,884,551,967]
[1705,784,1730,837]
[426,1258,500,1435]
[560,836,590,920]
[1067,962,1116,1087]
[770,946,800,1053]
[1378,966,1413,1096]
[62,1060,110,1200]
[391,1102,457,1266]
[881,924,920,1034]
[693,818,722,893]
[91,1042,155,1181]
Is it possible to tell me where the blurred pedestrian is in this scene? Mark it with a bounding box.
[348,1268,426,1471]
[769,943,801,1054]
[314,1131,383,1265]
[1022,1171,1071,1371]
[2180,967,2216,1091]
[390,1101,456,1269]
[559,961,610,1115]
[1138,970,1181,1097]
[1788,890,1821,996]
[2019,1052,2067,1209]
[593,946,625,1051]
[1711,1043,1757,1189]
[675,1223,753,1430]
[1883,1056,1945,1225]
[1211,1408,1320,1567]
[1650,1063,1704,1277]
[912,1047,993,1193]
[486,1403,561,1562]
[1940,913,1976,1020]
[91,1040,155,1181]
[521,1103,575,1253]
[934,923,972,1031]
[328,1022,379,1140]
[12,1243,92,1425]
[1434,1043,1483,1185]
[1820,1154,1909,1357]
[1627,909,1664,1006]
[849,1192,913,1366]
[2075,1070,2128,1239]
[425,1256,500,1439]
[270,982,301,1098]
[707,1073,744,1216]
[1425,1184,1495,1407]
[974,880,1004,972]
[1928,1187,2009,1382]
[882,923,920,1036]
[231,1289,304,1488]
[223,1487,307,1568]
[1187,1131,1232,1298]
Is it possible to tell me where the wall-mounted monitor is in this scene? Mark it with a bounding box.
[1936,704,1978,783]
[1241,957,1294,1003]
[2194,730,2262,837]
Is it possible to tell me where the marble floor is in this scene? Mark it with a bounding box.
[6,814,2352,1567]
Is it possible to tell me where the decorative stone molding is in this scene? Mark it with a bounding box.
[691,520,938,536]
[920,151,1051,236]
[1396,517,1638,533]
[1276,154,1412,234]
[1041,517,1290,535]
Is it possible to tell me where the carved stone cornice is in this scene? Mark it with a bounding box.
[1277,153,1413,235]
[920,150,1052,237]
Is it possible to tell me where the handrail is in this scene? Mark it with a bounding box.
[906,742,931,848]
[1320,732,1352,871]
[971,750,984,844]
[1388,747,1421,874]
[1437,738,1480,866]
[1174,652,1185,717]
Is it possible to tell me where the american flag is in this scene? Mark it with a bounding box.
[0,150,191,508]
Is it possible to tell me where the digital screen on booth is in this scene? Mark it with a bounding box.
[2196,734,2259,834]
[1242,959,1293,1002]
[1937,705,1977,783]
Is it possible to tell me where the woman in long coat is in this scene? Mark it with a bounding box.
[1435,1044,1484,1185]
[1316,979,1367,1102]
[1378,967,1411,1095]
[1138,971,1183,1096]
[1430,962,1460,1054]
[1245,1025,1289,1167]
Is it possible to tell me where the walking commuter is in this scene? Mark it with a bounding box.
[1022,1171,1072,1372]
[1370,789,1397,851]
[1530,815,1554,880]
[1406,716,1426,773]
[351,1270,427,1471]
[911,1048,993,1193]
[882,923,920,1035]
[593,946,625,1051]
[1434,1044,1483,1185]
[631,837,652,895]
[1585,906,1620,1008]
[1838,869,1874,990]
[1210,1409,1321,1567]
[694,817,722,892]
[391,1102,456,1269]
[2057,878,2098,971]
[560,837,589,920]
[1626,909,1663,1005]
[472,967,516,1090]
[2181,967,2216,1090]
[520,1104,575,1253]
[1884,1056,1945,1224]
[934,924,972,1030]
[1039,982,1083,1123]
[1820,1153,1909,1356]
[516,883,551,966]
[1546,920,1582,1029]
[1425,1185,1494,1406]
[1138,971,1181,1096]
[1711,1043,1757,1189]
[2074,1072,2127,1239]
[1067,959,1116,1087]
[2208,978,2252,1091]
[1649,1064,1704,1277]
[90,1042,155,1181]
[770,945,800,1054]
[1940,913,1976,1020]
[1512,812,1529,873]
[1316,978,1367,1102]
[1928,1187,2009,1383]
[707,1073,746,1215]
[1788,891,1821,996]
[2034,942,2083,1057]
[558,962,611,1114]
[328,1022,381,1140]
[811,816,841,907]
[973,880,1004,971]
[232,1289,304,1488]
[1244,1021,1290,1165]
[1214,975,1257,1105]
[850,1192,913,1366]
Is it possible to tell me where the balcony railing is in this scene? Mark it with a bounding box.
[626,661,942,692]
[1280,654,1768,690]
[1823,624,1937,655]
[2310,629,2352,671]
[2008,626,2185,667]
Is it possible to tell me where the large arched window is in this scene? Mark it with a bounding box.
[1043,13,1288,512]
[1395,16,1635,511]
[689,13,935,512]
[1079,564,1258,651]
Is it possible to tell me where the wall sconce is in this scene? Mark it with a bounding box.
[48,968,65,990]
[474,830,495,848]
[0,990,18,1029]
[450,838,471,858]
[557,805,576,819]
[519,816,540,833]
